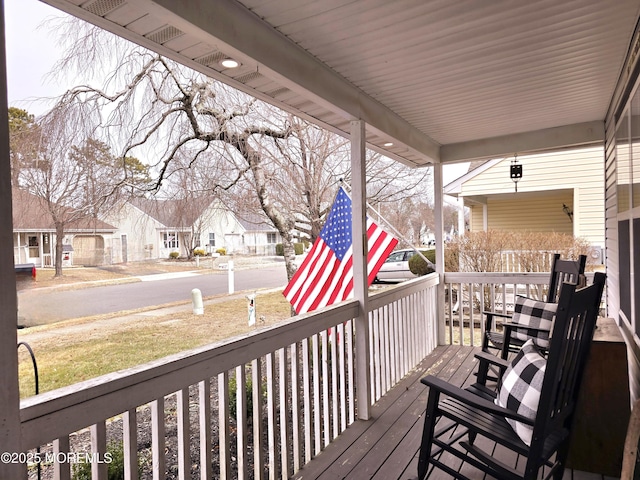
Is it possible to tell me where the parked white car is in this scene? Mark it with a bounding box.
[375,249,419,283]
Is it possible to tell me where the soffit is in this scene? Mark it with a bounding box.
[41,0,640,166]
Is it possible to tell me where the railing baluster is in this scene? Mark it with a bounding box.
[389,305,397,386]
[330,328,338,439]
[218,372,230,479]
[372,309,381,401]
[252,358,264,480]
[90,422,107,479]
[368,311,376,401]
[266,352,278,479]
[53,436,70,480]
[321,331,330,447]
[301,340,312,464]
[312,334,321,456]
[123,409,138,480]
[290,342,301,473]
[151,398,165,480]
[236,365,248,479]
[383,305,391,394]
[199,380,212,480]
[177,388,190,480]
[278,347,290,479]
[346,319,355,425]
[338,322,346,433]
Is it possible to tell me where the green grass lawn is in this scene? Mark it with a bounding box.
[17,290,292,398]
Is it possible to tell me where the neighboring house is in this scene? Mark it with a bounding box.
[101,197,247,262]
[237,212,282,255]
[443,146,605,257]
[12,188,117,267]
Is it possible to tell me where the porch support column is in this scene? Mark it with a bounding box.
[433,163,446,345]
[351,119,371,420]
[0,1,25,478]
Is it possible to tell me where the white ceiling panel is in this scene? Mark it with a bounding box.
[40,0,640,166]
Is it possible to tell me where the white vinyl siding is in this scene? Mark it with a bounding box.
[460,147,604,246]
[477,190,573,234]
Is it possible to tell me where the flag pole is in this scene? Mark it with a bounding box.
[338,179,435,268]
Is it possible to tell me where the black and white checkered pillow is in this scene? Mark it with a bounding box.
[495,339,546,446]
[511,296,557,349]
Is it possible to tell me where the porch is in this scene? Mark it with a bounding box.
[290,345,615,480]
[18,271,621,480]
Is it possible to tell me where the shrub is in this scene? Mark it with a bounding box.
[276,243,305,256]
[228,373,265,419]
[408,250,435,276]
[215,247,227,256]
[168,251,180,259]
[447,230,595,272]
[193,248,206,257]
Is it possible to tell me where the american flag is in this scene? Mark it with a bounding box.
[283,186,398,314]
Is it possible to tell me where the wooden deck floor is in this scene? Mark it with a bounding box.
[291,345,618,480]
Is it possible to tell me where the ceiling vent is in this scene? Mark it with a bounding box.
[146,25,184,44]
[85,0,125,16]
[196,52,226,67]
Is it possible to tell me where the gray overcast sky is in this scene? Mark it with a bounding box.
[3,0,470,182]
[6,0,66,116]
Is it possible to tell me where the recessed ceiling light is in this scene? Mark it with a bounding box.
[220,58,240,68]
[384,142,394,147]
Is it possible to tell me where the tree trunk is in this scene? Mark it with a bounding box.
[54,222,64,277]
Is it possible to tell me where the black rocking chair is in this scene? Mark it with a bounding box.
[482,253,587,360]
[417,272,606,480]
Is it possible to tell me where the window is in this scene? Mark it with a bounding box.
[209,232,215,246]
[385,251,405,262]
[267,232,277,244]
[163,233,178,249]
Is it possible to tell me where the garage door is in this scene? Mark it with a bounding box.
[72,235,105,266]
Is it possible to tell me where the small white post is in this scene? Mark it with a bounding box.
[192,288,204,315]
[195,255,200,268]
[228,260,234,294]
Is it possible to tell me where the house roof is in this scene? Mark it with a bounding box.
[130,196,216,229]
[12,188,117,233]
[444,159,502,196]
[42,0,640,166]
[236,212,277,233]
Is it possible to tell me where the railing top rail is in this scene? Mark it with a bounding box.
[443,271,596,283]
[368,273,439,310]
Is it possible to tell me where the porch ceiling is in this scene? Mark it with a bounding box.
[41,0,640,166]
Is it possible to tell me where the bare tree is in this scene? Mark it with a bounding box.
[18,115,138,275]
[46,18,432,281]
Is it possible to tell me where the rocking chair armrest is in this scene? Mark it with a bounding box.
[482,310,512,330]
[502,321,550,334]
[473,351,509,386]
[482,311,512,319]
[420,375,534,425]
[474,351,509,371]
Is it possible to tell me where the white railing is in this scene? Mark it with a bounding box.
[442,271,597,347]
[19,273,440,480]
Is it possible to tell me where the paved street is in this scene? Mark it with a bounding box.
[18,265,288,326]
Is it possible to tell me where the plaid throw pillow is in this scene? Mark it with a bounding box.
[495,339,546,446]
[511,296,557,349]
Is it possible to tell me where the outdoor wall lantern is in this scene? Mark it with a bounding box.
[510,153,522,192]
